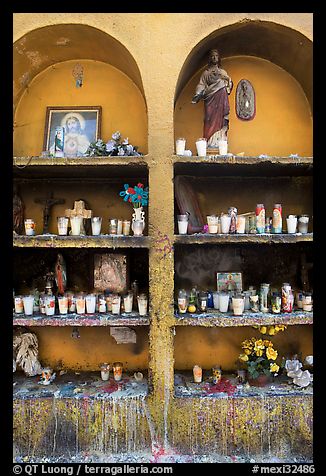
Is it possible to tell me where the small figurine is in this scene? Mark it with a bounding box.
[38,368,56,385]
[55,253,67,295]
[13,184,25,235]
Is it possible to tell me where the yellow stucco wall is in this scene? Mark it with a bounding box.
[175,56,312,156]
[14,60,147,157]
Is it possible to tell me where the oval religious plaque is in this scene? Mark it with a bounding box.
[236,79,255,121]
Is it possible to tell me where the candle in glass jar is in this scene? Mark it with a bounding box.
[58,295,68,314]
[193,365,202,383]
[91,217,102,236]
[24,219,36,236]
[195,138,207,157]
[111,295,121,315]
[298,215,309,234]
[113,362,123,381]
[137,294,148,316]
[14,296,24,313]
[122,220,131,236]
[176,138,186,155]
[76,294,86,314]
[57,216,69,235]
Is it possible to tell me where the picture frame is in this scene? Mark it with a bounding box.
[216,272,243,293]
[43,106,102,157]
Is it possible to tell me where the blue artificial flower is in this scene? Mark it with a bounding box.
[132,185,149,206]
[117,147,125,156]
[119,184,135,202]
[105,140,115,153]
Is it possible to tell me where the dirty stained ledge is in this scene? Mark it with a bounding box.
[13,234,150,248]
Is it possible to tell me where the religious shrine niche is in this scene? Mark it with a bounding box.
[235,79,256,121]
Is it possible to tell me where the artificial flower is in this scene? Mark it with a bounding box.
[270,363,280,373]
[239,353,249,362]
[266,347,278,360]
[260,326,267,334]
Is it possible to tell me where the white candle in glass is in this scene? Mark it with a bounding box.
[22,295,34,315]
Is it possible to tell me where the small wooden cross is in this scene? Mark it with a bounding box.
[65,200,92,235]
[34,192,65,234]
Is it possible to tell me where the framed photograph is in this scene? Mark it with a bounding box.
[43,106,101,157]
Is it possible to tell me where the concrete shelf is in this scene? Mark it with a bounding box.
[173,310,313,327]
[13,234,150,248]
[174,233,313,245]
[13,312,150,326]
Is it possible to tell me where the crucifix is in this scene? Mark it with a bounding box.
[34,192,65,234]
[65,200,92,235]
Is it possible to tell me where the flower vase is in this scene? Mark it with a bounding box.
[248,374,270,387]
[132,207,145,236]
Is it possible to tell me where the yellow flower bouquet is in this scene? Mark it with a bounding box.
[238,337,280,382]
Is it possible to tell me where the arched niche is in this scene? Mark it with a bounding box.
[174,20,312,157]
[13,24,148,155]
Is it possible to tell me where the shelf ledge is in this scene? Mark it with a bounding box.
[13,313,150,326]
[173,310,313,327]
[174,233,313,245]
[13,234,150,248]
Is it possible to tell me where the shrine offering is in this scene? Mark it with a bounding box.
[98,294,107,313]
[298,215,309,233]
[122,220,131,236]
[193,365,202,383]
[22,295,34,315]
[207,215,219,233]
[218,292,229,312]
[256,204,265,234]
[44,295,55,316]
[220,213,231,233]
[218,139,228,155]
[271,293,282,314]
[232,295,245,316]
[24,219,35,236]
[113,362,123,381]
[212,291,219,309]
[109,219,118,235]
[177,214,189,235]
[58,295,68,314]
[86,294,96,314]
[195,138,207,156]
[57,216,69,235]
[14,296,24,314]
[236,215,246,233]
[228,207,237,234]
[286,215,297,233]
[137,294,148,316]
[76,294,86,314]
[100,363,110,381]
[91,217,102,236]
[70,216,83,235]
[132,220,144,236]
[111,295,121,315]
[272,204,282,233]
[281,283,294,313]
[123,292,133,313]
[212,366,222,384]
[177,289,188,313]
[176,138,186,155]
[117,219,123,235]
[302,292,313,311]
[260,283,270,313]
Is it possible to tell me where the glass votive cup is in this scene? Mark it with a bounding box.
[302,293,313,311]
[295,291,303,309]
[91,217,102,236]
[236,215,246,234]
[212,366,222,384]
[122,220,131,236]
[24,219,36,236]
[76,294,86,314]
[213,291,219,310]
[111,295,121,315]
[250,294,259,312]
[220,214,231,234]
[177,289,188,314]
[113,362,123,381]
[109,218,118,235]
[123,292,133,313]
[44,295,56,316]
[286,215,297,233]
[117,219,123,235]
[98,294,107,313]
[198,291,208,312]
[70,216,83,236]
[86,294,96,314]
[232,295,245,316]
[57,216,69,236]
[66,293,76,313]
[100,363,110,381]
[105,294,113,312]
[271,293,282,314]
[39,293,46,314]
[177,214,189,235]
[132,220,144,236]
[207,215,219,233]
[243,291,251,310]
[22,295,35,315]
[193,365,202,383]
[195,138,207,157]
[298,215,309,234]
[176,137,186,155]
[58,295,68,315]
[14,295,24,314]
[137,294,148,316]
[218,140,228,155]
[219,293,230,313]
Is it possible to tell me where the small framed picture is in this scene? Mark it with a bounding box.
[216,272,243,293]
[43,106,102,157]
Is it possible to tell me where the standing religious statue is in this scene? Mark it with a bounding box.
[13,184,25,234]
[192,49,233,148]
